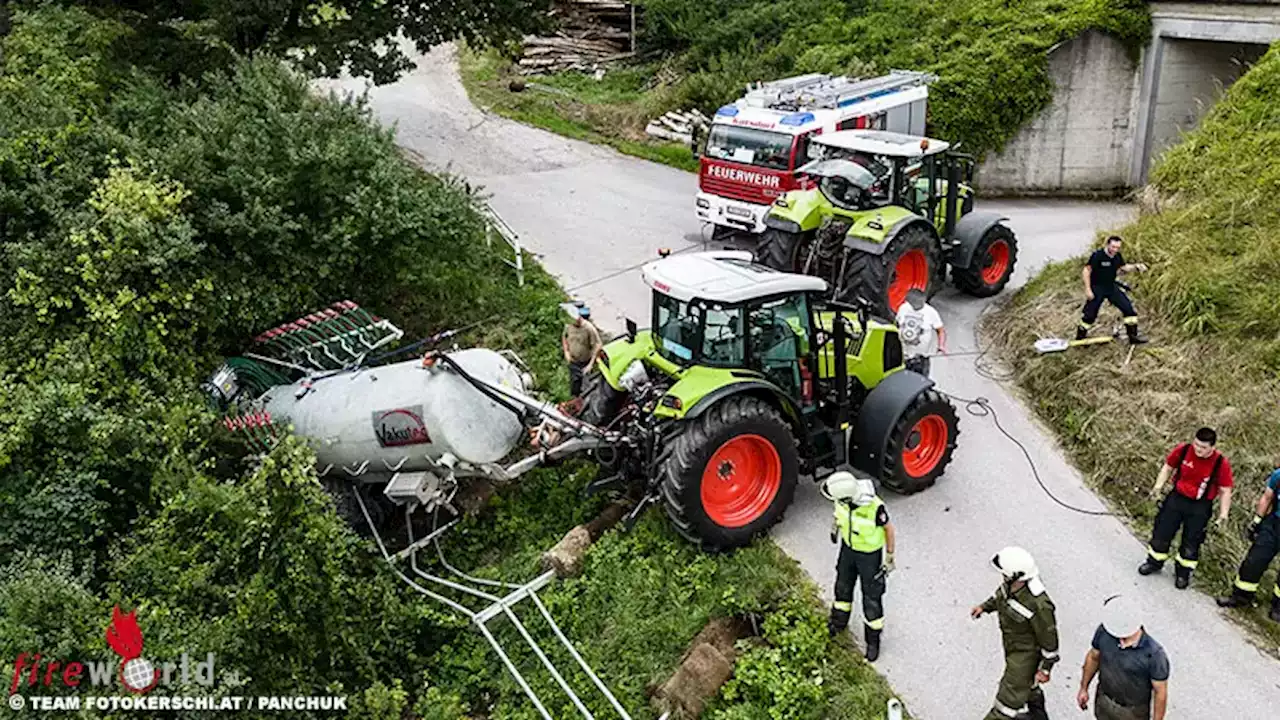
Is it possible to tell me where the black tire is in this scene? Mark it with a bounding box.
[838,223,940,319]
[579,369,626,427]
[659,395,799,551]
[952,224,1018,298]
[756,228,804,272]
[877,388,959,495]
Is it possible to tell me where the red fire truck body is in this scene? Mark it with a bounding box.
[696,71,934,235]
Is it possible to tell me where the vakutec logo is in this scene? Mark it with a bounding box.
[9,605,218,696]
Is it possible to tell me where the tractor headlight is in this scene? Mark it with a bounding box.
[619,360,649,394]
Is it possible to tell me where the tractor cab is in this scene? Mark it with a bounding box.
[642,250,828,404]
[799,130,974,227]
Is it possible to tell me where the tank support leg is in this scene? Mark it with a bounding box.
[352,486,632,720]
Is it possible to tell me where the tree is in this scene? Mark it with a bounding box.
[69,0,550,83]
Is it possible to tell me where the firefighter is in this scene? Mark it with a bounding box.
[1140,427,1234,589]
[1215,463,1280,622]
[970,546,1059,720]
[1077,235,1148,345]
[824,471,895,662]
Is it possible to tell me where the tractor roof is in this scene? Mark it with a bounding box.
[812,129,949,158]
[641,251,828,304]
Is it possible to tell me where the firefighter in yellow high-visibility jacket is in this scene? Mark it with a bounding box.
[824,471,895,662]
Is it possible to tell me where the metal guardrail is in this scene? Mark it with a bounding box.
[480,204,525,287]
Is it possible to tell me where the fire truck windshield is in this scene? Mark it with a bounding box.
[705,125,793,171]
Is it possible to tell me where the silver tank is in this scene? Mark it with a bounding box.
[260,348,526,472]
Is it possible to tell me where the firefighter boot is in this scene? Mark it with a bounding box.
[1216,588,1256,608]
[1075,324,1089,341]
[1126,321,1148,345]
[1138,558,1163,576]
[827,607,851,637]
[1174,564,1192,590]
[864,627,881,662]
[1270,595,1280,623]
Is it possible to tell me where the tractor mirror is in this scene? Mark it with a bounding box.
[625,318,638,343]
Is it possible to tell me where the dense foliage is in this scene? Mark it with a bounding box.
[2,7,908,718]
[990,45,1280,644]
[46,0,550,83]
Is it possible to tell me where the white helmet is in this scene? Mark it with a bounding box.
[821,471,877,506]
[1101,594,1142,638]
[991,546,1039,582]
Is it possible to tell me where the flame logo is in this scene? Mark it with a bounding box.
[105,606,159,694]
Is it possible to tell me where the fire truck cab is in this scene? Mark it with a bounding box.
[695,70,935,236]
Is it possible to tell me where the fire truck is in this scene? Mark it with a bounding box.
[695,70,935,237]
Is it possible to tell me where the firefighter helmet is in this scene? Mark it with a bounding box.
[821,471,876,506]
[991,546,1039,582]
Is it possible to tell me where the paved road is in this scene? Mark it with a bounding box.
[319,46,1280,719]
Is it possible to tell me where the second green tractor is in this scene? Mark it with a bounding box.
[757,129,1019,319]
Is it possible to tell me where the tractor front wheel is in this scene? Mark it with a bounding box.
[839,223,939,318]
[953,224,1018,297]
[660,396,799,551]
[878,389,959,494]
[578,369,626,427]
[756,228,806,272]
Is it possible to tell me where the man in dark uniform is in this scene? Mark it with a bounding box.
[971,546,1059,720]
[1139,427,1234,589]
[1077,593,1170,720]
[1216,463,1280,621]
[1077,236,1148,344]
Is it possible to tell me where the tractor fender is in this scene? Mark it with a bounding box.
[949,211,1009,270]
[763,216,802,234]
[684,379,805,436]
[842,215,936,256]
[848,369,936,477]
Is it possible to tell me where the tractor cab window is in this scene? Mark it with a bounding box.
[747,294,812,401]
[654,292,700,363]
[700,303,745,366]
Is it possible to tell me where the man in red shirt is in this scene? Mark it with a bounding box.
[1139,427,1235,589]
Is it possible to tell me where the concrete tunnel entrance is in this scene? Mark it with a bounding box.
[977,1,1280,193]
[1139,38,1270,182]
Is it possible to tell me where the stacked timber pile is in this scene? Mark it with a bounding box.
[645,109,710,146]
[518,0,636,75]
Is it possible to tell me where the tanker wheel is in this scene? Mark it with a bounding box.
[839,223,939,319]
[953,224,1018,298]
[579,369,626,427]
[756,228,806,272]
[878,389,959,495]
[659,396,799,551]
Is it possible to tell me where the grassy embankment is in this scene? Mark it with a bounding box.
[458,0,1149,170]
[987,45,1280,648]
[0,7,904,718]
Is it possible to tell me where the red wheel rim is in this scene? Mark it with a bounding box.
[901,415,949,478]
[700,434,782,528]
[980,239,1011,286]
[888,249,929,311]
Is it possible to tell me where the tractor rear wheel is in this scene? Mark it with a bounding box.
[756,228,806,272]
[878,389,959,494]
[839,223,939,318]
[952,224,1018,298]
[579,369,626,427]
[660,396,799,551]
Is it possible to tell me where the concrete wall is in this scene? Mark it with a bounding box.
[976,30,1138,193]
[1148,39,1268,160]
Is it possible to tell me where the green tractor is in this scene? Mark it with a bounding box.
[756,129,1018,319]
[580,250,959,550]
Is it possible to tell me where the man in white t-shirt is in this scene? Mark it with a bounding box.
[895,289,946,377]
